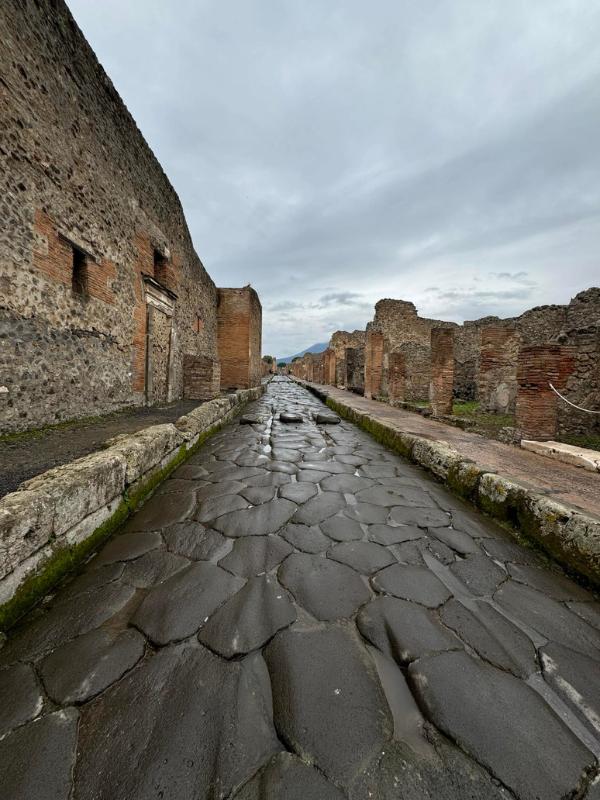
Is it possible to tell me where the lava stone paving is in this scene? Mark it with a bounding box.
[1,377,600,800]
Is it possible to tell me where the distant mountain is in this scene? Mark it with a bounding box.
[278,341,328,364]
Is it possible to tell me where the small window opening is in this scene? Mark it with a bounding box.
[153,249,168,285]
[72,245,88,295]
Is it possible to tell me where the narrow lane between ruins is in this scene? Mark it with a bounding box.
[1,377,599,800]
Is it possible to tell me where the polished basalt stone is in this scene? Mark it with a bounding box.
[214,498,297,537]
[282,522,331,554]
[371,564,452,608]
[0,662,43,737]
[218,535,293,577]
[327,541,397,574]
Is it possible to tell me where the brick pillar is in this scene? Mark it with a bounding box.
[478,325,519,413]
[430,328,455,416]
[323,348,336,385]
[516,345,575,440]
[183,355,220,400]
[388,351,405,403]
[365,330,384,399]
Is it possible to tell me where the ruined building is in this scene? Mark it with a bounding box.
[0,0,262,434]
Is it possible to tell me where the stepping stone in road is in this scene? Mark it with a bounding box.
[357,595,460,664]
[213,498,297,537]
[218,535,293,577]
[280,411,303,423]
[0,663,43,738]
[409,650,594,800]
[371,564,452,608]
[315,412,340,424]
[198,575,296,657]
[279,553,370,621]
[328,541,396,575]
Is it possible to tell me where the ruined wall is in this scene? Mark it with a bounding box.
[216,287,262,391]
[387,352,405,404]
[0,0,219,432]
[345,347,365,394]
[430,328,455,416]
[329,330,366,386]
[516,345,575,440]
[364,330,384,399]
[478,326,520,414]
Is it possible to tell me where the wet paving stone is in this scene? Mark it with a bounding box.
[357,596,460,664]
[172,463,210,480]
[218,535,293,577]
[125,491,196,531]
[540,641,600,729]
[132,562,244,645]
[245,471,292,488]
[279,481,318,504]
[567,601,600,629]
[301,461,356,475]
[121,548,190,588]
[450,553,507,596]
[390,540,427,566]
[282,522,331,553]
[58,562,125,601]
[371,564,452,608]
[74,644,281,800]
[480,537,547,566]
[279,553,370,620]
[328,541,396,574]
[214,498,297,537]
[39,628,145,704]
[280,411,303,423]
[163,521,230,561]
[320,514,364,542]
[356,485,437,509]
[367,523,423,545]
[199,575,296,657]
[431,526,479,555]
[0,708,79,800]
[389,506,452,528]
[409,650,595,800]
[344,502,388,524]
[195,492,249,523]
[292,491,347,525]
[494,581,600,658]
[439,598,538,678]
[91,531,163,567]
[296,468,330,483]
[196,479,246,501]
[320,474,374,493]
[0,663,43,737]
[506,563,594,601]
[234,751,345,799]
[265,624,392,786]
[315,412,341,424]
[239,485,278,504]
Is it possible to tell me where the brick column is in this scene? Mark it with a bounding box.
[516,345,575,440]
[478,325,519,413]
[365,330,384,399]
[183,355,220,400]
[323,348,336,385]
[430,328,455,416]
[388,352,405,404]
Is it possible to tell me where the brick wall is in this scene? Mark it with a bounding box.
[345,347,365,394]
[0,0,220,432]
[323,348,336,385]
[329,330,366,386]
[430,328,455,416]
[478,326,520,413]
[364,330,384,399]
[183,355,221,401]
[388,351,405,404]
[516,345,575,440]
[216,287,263,391]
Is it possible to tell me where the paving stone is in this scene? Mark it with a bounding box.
[315,412,341,424]
[172,464,210,480]
[357,596,460,664]
[292,491,347,525]
[334,454,366,466]
[0,583,136,665]
[320,474,374,493]
[432,527,479,555]
[218,535,293,577]
[0,663,43,737]
[156,477,208,495]
[348,734,514,800]
[356,485,437,509]
[214,498,297,537]
[328,541,396,574]
[301,461,356,475]
[371,564,452,608]
[74,643,280,800]
[125,491,196,531]
[368,523,423,545]
[194,493,250,523]
[409,650,594,800]
[0,708,79,800]
[451,508,507,539]
[196,480,246,501]
[239,485,278,505]
[360,463,397,478]
[389,506,451,528]
[481,537,547,566]
[122,548,189,588]
[278,554,370,620]
[507,563,594,601]
[92,531,163,567]
[204,465,266,483]
[39,628,145,704]
[239,414,265,425]
[279,482,318,503]
[265,625,392,785]
[296,469,330,483]
[494,581,600,658]
[280,411,303,423]
[439,598,538,678]
[540,641,600,728]
[271,448,302,463]
[199,575,296,657]
[58,562,125,601]
[235,452,271,467]
[163,521,230,561]
[450,554,506,596]
[320,515,364,542]
[567,602,600,630]
[389,540,426,566]
[424,538,456,565]
[282,523,331,553]
[344,502,388,524]
[132,562,244,645]
[245,471,292,487]
[234,752,345,800]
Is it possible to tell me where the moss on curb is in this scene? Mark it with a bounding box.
[0,394,260,633]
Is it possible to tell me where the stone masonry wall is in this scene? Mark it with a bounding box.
[345,347,365,394]
[478,326,520,414]
[516,345,575,440]
[364,330,384,399]
[0,0,221,432]
[430,328,455,416]
[387,352,405,404]
[329,330,366,386]
[216,287,263,391]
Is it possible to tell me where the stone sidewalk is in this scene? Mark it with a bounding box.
[1,377,599,799]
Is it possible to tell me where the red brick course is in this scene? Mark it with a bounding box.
[516,345,575,440]
[364,330,384,399]
[430,328,455,416]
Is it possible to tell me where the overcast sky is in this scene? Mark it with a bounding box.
[69,0,600,357]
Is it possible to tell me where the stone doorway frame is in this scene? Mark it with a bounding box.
[143,276,177,405]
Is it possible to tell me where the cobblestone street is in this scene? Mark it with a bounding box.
[1,377,599,799]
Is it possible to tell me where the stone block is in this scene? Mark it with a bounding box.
[105,424,184,485]
[0,489,54,582]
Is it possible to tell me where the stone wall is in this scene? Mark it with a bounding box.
[516,345,575,440]
[430,328,455,416]
[387,352,405,403]
[329,330,366,386]
[216,287,262,391]
[183,355,221,401]
[364,330,384,399]
[478,326,520,414]
[345,347,365,394]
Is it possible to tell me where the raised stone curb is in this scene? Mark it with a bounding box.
[0,384,265,631]
[296,379,600,588]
